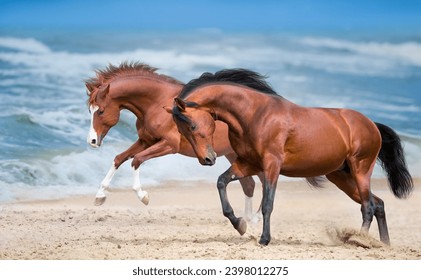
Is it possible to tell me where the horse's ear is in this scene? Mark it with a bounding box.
[209,109,217,120]
[85,82,94,93]
[174,97,186,111]
[97,84,110,100]
[163,106,173,114]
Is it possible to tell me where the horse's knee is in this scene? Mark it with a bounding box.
[217,173,231,190]
[262,200,273,216]
[114,155,127,168]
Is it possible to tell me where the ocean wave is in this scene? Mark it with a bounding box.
[0,36,51,54]
[298,37,421,68]
[1,35,420,82]
[0,145,231,202]
[0,134,419,202]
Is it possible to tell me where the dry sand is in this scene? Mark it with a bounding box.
[0,178,420,260]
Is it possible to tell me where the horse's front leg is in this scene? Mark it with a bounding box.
[259,158,281,246]
[217,167,247,235]
[131,139,176,204]
[259,178,278,245]
[94,164,117,206]
[217,161,256,236]
[94,140,147,206]
[224,152,263,223]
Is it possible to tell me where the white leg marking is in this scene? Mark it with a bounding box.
[253,208,263,224]
[133,167,149,205]
[96,164,117,198]
[87,105,99,148]
[244,196,262,224]
[244,196,253,221]
[94,163,117,206]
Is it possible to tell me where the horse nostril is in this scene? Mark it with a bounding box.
[91,139,96,144]
[204,157,214,166]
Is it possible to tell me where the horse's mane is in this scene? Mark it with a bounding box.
[179,68,278,99]
[85,61,183,105]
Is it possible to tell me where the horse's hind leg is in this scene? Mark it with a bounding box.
[352,154,391,245]
[357,177,390,245]
[326,170,390,245]
[372,193,389,244]
[239,177,259,222]
[132,167,149,205]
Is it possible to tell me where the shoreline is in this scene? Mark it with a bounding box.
[1,178,420,260]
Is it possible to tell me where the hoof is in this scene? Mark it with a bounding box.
[380,237,390,246]
[137,191,149,205]
[258,237,270,246]
[236,218,247,236]
[94,196,106,206]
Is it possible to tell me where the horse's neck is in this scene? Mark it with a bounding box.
[195,87,266,135]
[112,78,182,116]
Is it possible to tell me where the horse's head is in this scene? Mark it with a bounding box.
[86,83,120,148]
[169,97,217,166]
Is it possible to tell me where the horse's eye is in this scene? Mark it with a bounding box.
[98,110,104,116]
[190,124,197,131]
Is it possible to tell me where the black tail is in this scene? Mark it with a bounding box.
[375,122,413,199]
[179,68,277,99]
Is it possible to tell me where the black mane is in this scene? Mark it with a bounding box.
[179,68,278,99]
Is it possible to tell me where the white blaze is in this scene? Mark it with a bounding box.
[87,105,99,148]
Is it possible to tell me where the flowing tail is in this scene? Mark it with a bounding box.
[375,122,414,199]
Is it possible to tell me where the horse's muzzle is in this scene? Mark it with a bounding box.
[89,138,100,148]
[88,134,103,148]
[203,156,216,166]
[201,147,217,166]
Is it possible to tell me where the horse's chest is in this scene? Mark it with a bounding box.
[230,135,260,159]
[138,116,168,138]
[137,125,160,143]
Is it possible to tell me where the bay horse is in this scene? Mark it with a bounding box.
[85,62,264,220]
[170,69,414,246]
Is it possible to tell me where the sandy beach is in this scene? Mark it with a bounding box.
[0,178,420,260]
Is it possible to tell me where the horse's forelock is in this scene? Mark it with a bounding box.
[87,92,96,107]
[86,85,99,107]
[172,106,189,123]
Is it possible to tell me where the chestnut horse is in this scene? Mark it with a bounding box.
[170,69,413,246]
[85,62,265,219]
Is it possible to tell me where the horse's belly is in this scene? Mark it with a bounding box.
[281,155,346,177]
[281,136,348,177]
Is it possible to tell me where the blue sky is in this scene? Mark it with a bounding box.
[1,0,421,32]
